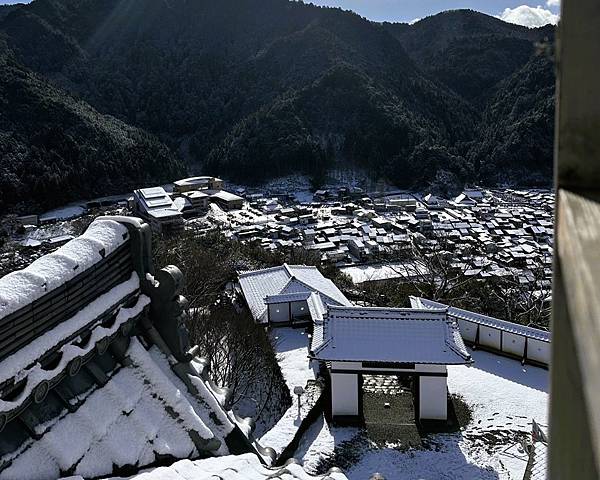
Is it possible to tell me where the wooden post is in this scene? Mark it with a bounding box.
[550,0,600,477]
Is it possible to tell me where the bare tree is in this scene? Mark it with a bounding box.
[376,232,477,303]
[187,306,289,408]
[487,262,551,329]
[153,230,238,310]
[153,230,291,432]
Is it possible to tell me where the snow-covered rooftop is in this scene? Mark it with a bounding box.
[0,217,265,480]
[0,219,129,321]
[134,187,182,219]
[173,176,222,187]
[211,190,244,202]
[100,453,347,480]
[238,264,351,322]
[312,306,471,365]
[0,273,145,407]
[1,339,240,480]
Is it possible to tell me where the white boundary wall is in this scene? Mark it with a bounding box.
[412,298,551,367]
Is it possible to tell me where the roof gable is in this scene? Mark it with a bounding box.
[284,266,351,307]
[238,265,350,322]
[238,266,291,321]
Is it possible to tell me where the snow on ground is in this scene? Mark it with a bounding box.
[259,328,318,453]
[340,263,428,284]
[271,328,316,391]
[295,350,548,480]
[207,203,229,225]
[295,415,361,472]
[449,349,548,434]
[22,222,74,243]
[39,204,86,221]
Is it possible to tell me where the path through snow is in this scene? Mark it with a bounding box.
[259,328,319,454]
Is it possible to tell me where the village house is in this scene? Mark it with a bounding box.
[453,193,478,207]
[423,193,446,209]
[237,264,352,326]
[180,190,210,215]
[132,187,184,233]
[172,175,224,193]
[210,190,244,210]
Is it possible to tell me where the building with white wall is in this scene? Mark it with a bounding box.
[411,297,551,366]
[173,176,224,193]
[310,306,472,422]
[132,187,184,233]
[237,264,351,326]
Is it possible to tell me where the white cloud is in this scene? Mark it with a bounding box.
[408,17,421,25]
[498,5,559,27]
[546,0,560,7]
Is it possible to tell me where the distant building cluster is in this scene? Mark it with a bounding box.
[131,176,245,232]
[183,185,553,299]
[11,179,554,306]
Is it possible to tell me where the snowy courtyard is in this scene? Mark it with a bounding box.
[264,330,549,480]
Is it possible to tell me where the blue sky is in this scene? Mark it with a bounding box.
[0,0,561,27]
[308,0,560,26]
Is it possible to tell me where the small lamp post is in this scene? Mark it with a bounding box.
[294,386,305,417]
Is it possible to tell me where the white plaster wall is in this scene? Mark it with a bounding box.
[502,332,526,357]
[479,325,502,349]
[331,373,359,416]
[331,361,362,371]
[416,364,447,374]
[419,376,448,420]
[268,303,289,323]
[457,319,477,342]
[526,339,551,365]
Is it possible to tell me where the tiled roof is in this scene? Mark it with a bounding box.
[0,339,248,480]
[284,266,351,308]
[412,297,551,342]
[238,265,350,323]
[0,219,265,480]
[238,266,291,321]
[0,273,147,415]
[99,453,348,480]
[312,306,471,365]
[306,293,327,323]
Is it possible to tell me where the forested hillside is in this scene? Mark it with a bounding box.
[0,43,184,213]
[0,0,556,212]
